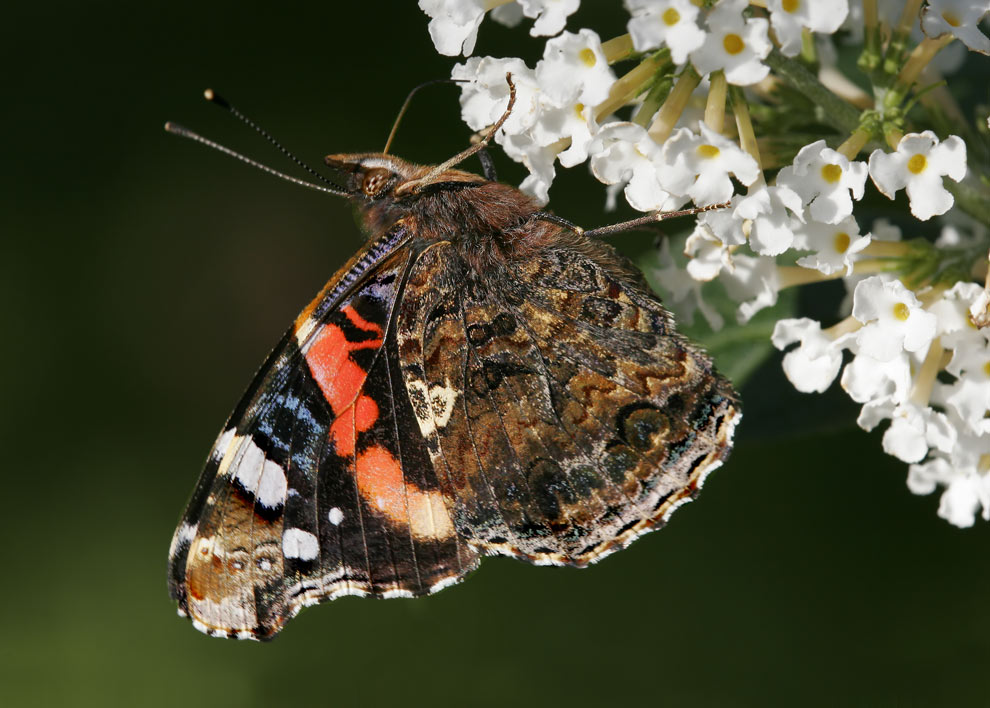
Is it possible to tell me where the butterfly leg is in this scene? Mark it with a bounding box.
[477,147,497,182]
[530,212,581,231]
[580,203,730,238]
[397,74,517,196]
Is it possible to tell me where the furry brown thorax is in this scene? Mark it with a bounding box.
[324,153,548,249]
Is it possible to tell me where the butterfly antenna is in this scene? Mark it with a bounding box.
[383,78,467,155]
[395,73,516,196]
[164,121,348,197]
[202,88,340,188]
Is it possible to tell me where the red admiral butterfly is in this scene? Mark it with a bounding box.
[167,80,739,640]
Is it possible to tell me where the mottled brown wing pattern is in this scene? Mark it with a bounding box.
[397,241,739,567]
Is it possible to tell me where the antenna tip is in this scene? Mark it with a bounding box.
[203,89,230,109]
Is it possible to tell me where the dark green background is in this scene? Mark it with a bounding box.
[4,3,987,706]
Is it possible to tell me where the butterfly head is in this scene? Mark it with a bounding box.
[324,153,489,197]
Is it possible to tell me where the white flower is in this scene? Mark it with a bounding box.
[624,0,706,64]
[684,220,735,282]
[490,2,524,27]
[734,184,804,257]
[868,131,967,221]
[535,29,615,107]
[971,287,990,328]
[772,318,846,393]
[508,0,580,36]
[530,102,598,167]
[928,281,987,354]
[767,0,850,56]
[858,399,956,463]
[908,433,990,528]
[792,215,871,275]
[852,276,938,361]
[420,0,489,56]
[683,199,749,281]
[453,57,543,135]
[835,219,901,317]
[660,122,761,206]
[921,0,990,55]
[777,140,868,224]
[690,0,772,86]
[935,470,990,527]
[721,254,780,323]
[501,134,558,204]
[870,217,904,244]
[589,122,679,212]
[841,351,914,404]
[941,340,990,434]
[649,238,726,330]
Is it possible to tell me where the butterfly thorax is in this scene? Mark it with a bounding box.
[325,152,555,262]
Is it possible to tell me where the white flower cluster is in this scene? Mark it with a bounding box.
[774,270,990,527]
[425,0,858,205]
[417,0,990,526]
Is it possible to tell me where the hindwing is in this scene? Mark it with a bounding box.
[396,241,739,567]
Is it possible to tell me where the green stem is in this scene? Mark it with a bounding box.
[764,49,862,134]
[648,65,701,144]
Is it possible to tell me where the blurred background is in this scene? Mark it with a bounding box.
[3,2,988,706]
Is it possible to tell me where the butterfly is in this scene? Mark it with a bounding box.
[167,81,740,640]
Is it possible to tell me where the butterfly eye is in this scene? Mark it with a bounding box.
[361,168,392,197]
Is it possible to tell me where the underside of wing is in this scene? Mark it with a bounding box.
[396,241,740,567]
[168,226,478,640]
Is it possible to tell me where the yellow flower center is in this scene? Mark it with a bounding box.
[834,232,850,253]
[579,48,597,67]
[574,102,585,118]
[907,153,927,174]
[662,7,681,25]
[892,302,911,321]
[984,361,990,377]
[782,0,800,12]
[820,163,843,183]
[942,11,961,27]
[723,33,745,55]
[697,144,721,159]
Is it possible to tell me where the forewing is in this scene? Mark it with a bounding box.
[396,242,739,567]
[168,226,478,640]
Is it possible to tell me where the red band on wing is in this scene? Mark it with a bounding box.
[306,305,384,413]
[304,304,454,538]
[307,305,385,456]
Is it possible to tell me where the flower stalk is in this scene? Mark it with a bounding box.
[648,65,701,143]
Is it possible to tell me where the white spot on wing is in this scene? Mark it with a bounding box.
[169,521,199,558]
[177,522,198,544]
[282,528,319,561]
[256,458,288,508]
[234,438,264,493]
[233,436,287,508]
[328,507,344,525]
[211,428,237,462]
